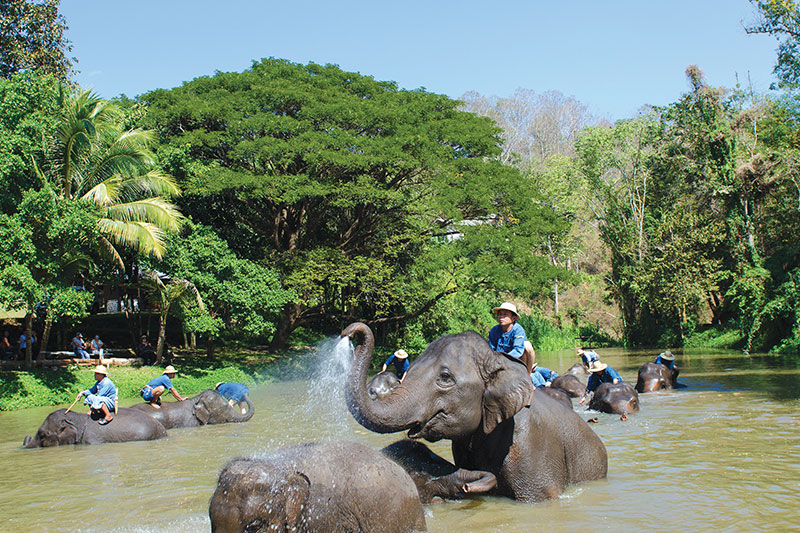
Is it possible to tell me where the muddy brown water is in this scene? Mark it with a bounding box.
[1,342,799,531]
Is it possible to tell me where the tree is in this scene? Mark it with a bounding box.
[143,59,566,349]
[0,0,74,80]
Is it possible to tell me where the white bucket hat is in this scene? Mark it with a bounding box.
[492,302,520,319]
[588,360,608,373]
[163,365,178,375]
[93,365,108,375]
[394,349,408,359]
[659,350,675,361]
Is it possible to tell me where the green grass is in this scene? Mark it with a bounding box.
[683,326,744,349]
[0,347,319,411]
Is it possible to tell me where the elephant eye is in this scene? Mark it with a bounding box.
[437,370,455,388]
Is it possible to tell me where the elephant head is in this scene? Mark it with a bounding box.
[342,322,533,441]
[23,409,84,448]
[589,382,640,415]
[193,390,254,425]
[636,362,674,393]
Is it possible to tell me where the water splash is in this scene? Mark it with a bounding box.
[302,336,354,438]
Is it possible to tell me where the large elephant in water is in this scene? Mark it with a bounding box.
[551,374,586,398]
[209,440,427,532]
[588,382,640,415]
[23,408,167,448]
[130,389,253,429]
[342,322,607,502]
[636,362,677,392]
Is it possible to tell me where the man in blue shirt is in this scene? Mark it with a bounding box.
[576,347,599,368]
[76,365,117,424]
[579,360,623,405]
[71,332,89,359]
[654,349,679,383]
[140,365,185,408]
[381,349,410,381]
[215,382,250,414]
[487,302,535,367]
[530,363,559,388]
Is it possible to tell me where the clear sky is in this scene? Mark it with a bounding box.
[61,0,781,121]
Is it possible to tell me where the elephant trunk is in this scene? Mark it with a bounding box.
[234,395,255,422]
[342,322,422,434]
[23,434,35,448]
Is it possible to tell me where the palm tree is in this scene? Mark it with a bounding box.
[43,87,183,265]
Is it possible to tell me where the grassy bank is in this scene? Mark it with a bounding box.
[0,347,320,411]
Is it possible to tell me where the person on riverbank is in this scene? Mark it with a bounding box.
[136,336,156,365]
[90,334,104,359]
[530,362,559,388]
[76,365,117,424]
[19,330,36,360]
[215,382,250,414]
[488,302,536,369]
[381,349,410,381]
[579,360,622,405]
[1,331,13,359]
[71,332,89,359]
[140,366,185,408]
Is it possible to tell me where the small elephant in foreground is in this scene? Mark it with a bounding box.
[130,389,253,429]
[367,371,401,400]
[589,382,640,415]
[209,440,427,533]
[636,362,678,393]
[23,408,167,448]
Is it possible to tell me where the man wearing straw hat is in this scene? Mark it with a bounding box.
[381,349,410,381]
[579,360,623,406]
[74,365,117,425]
[488,302,535,370]
[654,349,679,384]
[140,366,185,409]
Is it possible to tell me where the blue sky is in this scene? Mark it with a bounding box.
[61,0,780,121]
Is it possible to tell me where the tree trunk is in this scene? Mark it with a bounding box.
[206,336,215,358]
[190,332,196,350]
[39,316,53,361]
[269,302,305,351]
[156,312,167,365]
[23,312,33,368]
[554,278,559,316]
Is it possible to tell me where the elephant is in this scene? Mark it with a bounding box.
[536,386,573,409]
[129,389,253,429]
[209,440,427,533]
[567,362,589,378]
[551,374,586,398]
[368,371,401,400]
[636,362,677,392]
[342,322,608,503]
[23,407,167,448]
[380,439,497,503]
[588,382,640,415]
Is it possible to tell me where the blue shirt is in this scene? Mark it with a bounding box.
[580,350,599,366]
[488,322,527,359]
[84,376,117,400]
[654,355,675,370]
[586,366,622,393]
[383,355,410,377]
[217,382,249,402]
[146,374,174,390]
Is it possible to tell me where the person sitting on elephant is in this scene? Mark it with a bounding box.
[76,364,117,425]
[488,302,535,367]
[140,365,185,409]
[215,382,251,414]
[530,362,559,388]
[654,350,678,371]
[381,349,410,381]
[580,360,622,405]
[577,347,599,368]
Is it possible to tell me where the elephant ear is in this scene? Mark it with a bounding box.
[283,472,310,529]
[480,351,534,434]
[193,401,210,425]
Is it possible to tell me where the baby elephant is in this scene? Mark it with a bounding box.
[209,440,427,533]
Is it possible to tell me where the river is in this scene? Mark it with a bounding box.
[1,342,799,531]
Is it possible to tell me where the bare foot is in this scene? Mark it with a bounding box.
[587,417,599,423]
[620,413,628,421]
[241,408,247,415]
[149,402,161,409]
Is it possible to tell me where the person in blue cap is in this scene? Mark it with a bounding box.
[75,365,117,424]
[215,382,251,414]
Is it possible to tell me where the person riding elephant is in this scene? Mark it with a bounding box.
[23,407,167,448]
[342,322,608,503]
[636,362,677,393]
[579,360,622,406]
[209,440,428,532]
[487,302,536,372]
[130,389,254,429]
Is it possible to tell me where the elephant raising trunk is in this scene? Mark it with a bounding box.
[342,322,425,435]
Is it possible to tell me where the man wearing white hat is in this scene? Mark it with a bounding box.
[654,349,679,384]
[75,365,117,424]
[488,302,535,365]
[140,365,185,409]
[579,360,623,406]
[381,349,410,381]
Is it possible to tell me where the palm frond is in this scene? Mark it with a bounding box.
[104,198,183,232]
[117,170,181,199]
[81,175,124,207]
[97,218,167,259]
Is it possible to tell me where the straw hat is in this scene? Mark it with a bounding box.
[659,350,675,361]
[588,360,608,373]
[215,382,224,389]
[163,365,178,375]
[394,349,408,359]
[492,302,520,319]
[93,365,108,375]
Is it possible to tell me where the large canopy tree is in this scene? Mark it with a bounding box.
[143,59,564,349]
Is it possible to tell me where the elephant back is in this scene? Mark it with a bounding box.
[589,382,639,415]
